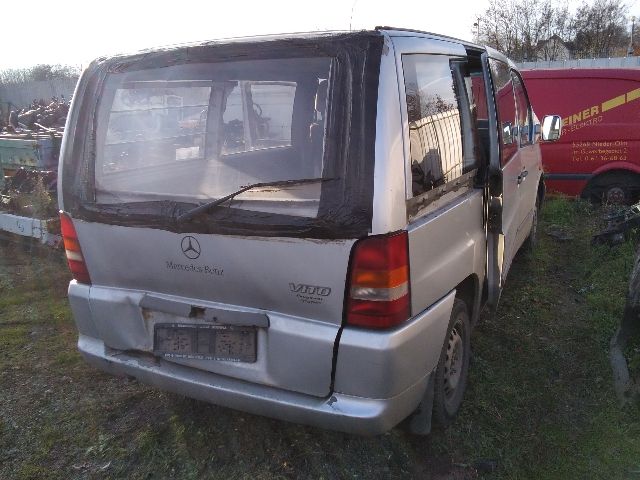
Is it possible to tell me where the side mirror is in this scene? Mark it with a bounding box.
[541,115,562,141]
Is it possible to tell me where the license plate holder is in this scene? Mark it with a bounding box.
[154,323,257,363]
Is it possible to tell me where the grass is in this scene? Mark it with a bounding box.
[443,197,640,479]
[0,197,639,479]
[627,335,640,375]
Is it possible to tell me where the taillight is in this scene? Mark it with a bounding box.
[59,211,91,284]
[346,231,410,329]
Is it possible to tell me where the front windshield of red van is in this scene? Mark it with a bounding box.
[94,57,331,217]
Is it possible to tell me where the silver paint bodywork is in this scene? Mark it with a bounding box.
[61,29,543,434]
[72,220,353,398]
[388,35,487,326]
[334,291,456,398]
[76,333,427,435]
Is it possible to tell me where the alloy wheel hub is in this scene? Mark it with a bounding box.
[606,186,625,204]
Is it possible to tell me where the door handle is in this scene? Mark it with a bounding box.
[517,170,528,184]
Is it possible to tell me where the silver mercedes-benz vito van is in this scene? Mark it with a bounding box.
[59,28,561,435]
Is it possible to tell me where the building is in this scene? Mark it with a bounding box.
[535,35,573,61]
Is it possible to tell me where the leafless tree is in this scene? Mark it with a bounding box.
[474,0,629,61]
[475,0,573,61]
[572,0,629,58]
[0,64,81,86]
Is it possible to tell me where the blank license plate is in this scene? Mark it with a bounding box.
[154,323,256,363]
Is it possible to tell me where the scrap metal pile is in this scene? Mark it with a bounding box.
[1,96,69,134]
[0,97,67,245]
[0,168,57,214]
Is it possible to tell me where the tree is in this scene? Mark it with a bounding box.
[0,64,81,86]
[572,0,629,58]
[474,0,630,61]
[474,0,573,62]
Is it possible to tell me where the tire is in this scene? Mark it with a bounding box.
[433,298,471,426]
[583,172,640,205]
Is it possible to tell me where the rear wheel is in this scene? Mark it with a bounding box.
[433,299,471,426]
[583,172,640,205]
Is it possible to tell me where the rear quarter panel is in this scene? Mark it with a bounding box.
[407,191,485,315]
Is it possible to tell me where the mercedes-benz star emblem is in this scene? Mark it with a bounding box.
[181,236,201,260]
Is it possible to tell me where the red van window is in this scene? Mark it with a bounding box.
[512,72,532,146]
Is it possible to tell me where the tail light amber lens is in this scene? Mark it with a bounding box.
[59,211,91,285]
[346,231,410,329]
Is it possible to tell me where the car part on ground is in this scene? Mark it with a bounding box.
[610,245,640,403]
[592,201,640,245]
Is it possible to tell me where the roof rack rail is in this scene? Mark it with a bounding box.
[374,26,465,44]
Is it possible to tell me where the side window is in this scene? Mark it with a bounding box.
[402,54,477,198]
[222,84,246,155]
[512,72,532,146]
[250,82,296,148]
[489,59,517,165]
[103,85,211,172]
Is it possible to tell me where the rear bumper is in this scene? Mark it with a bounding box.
[68,280,454,434]
[78,334,429,435]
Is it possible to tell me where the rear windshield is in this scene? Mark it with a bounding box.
[63,34,383,238]
[95,58,331,218]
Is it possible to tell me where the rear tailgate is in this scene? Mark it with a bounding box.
[61,33,384,398]
[76,221,354,397]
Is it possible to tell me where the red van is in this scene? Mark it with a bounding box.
[522,68,640,203]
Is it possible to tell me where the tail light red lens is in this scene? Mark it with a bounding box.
[59,211,91,285]
[346,231,410,329]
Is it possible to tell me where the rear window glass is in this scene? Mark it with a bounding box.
[95,58,331,217]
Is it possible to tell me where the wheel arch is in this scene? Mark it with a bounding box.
[537,176,546,205]
[592,162,640,177]
[455,274,482,328]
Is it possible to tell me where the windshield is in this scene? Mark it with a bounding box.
[95,57,331,217]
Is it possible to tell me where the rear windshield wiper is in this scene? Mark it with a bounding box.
[176,177,334,224]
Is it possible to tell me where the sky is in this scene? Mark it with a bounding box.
[1,0,493,69]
